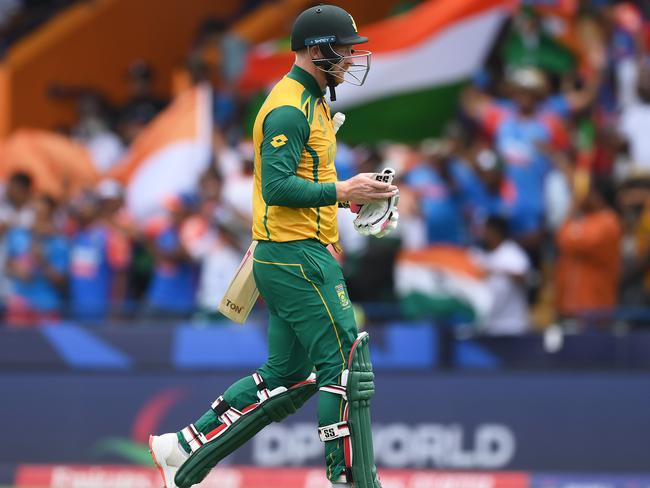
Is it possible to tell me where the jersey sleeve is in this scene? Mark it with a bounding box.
[260,105,337,208]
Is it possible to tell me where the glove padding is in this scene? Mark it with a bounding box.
[352,168,400,238]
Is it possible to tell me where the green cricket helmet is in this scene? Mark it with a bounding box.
[290,4,371,100]
[291,4,368,51]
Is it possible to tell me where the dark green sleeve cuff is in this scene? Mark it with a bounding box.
[322,182,337,205]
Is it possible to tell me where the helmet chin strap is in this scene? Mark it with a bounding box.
[326,72,337,102]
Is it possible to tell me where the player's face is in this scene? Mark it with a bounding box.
[327,46,353,86]
[309,43,371,87]
[328,45,371,86]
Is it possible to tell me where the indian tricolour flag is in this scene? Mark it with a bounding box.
[108,84,213,219]
[395,246,494,323]
[238,0,515,143]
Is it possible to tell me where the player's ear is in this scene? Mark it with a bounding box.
[309,45,322,59]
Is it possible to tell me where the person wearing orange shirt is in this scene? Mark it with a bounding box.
[555,178,622,318]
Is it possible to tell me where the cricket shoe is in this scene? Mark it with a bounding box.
[149,433,189,488]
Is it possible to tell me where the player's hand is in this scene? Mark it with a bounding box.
[336,173,398,204]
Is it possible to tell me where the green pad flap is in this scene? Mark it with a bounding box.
[347,332,382,488]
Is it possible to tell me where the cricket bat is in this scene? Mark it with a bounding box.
[218,241,259,324]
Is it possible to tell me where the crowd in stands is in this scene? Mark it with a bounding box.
[2,1,650,334]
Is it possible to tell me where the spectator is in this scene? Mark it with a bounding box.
[467,148,530,242]
[472,215,531,335]
[193,217,245,318]
[5,195,67,326]
[0,171,35,229]
[402,139,477,245]
[555,178,622,318]
[144,193,199,319]
[0,171,35,309]
[68,193,131,321]
[96,179,135,237]
[187,167,245,315]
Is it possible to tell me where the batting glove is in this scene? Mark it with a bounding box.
[352,168,400,238]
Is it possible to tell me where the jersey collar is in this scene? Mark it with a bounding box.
[288,65,325,99]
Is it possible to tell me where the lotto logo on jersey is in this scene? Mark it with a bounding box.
[270,134,288,147]
[335,283,350,309]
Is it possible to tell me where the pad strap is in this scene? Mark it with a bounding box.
[318,421,350,442]
[181,424,207,454]
[211,396,230,416]
[319,370,349,399]
[320,384,347,399]
[210,396,244,426]
[253,372,272,401]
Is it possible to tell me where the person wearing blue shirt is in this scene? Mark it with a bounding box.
[69,194,131,321]
[145,194,198,319]
[468,149,542,244]
[5,196,67,326]
[404,139,481,245]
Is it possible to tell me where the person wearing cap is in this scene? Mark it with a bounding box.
[149,5,396,488]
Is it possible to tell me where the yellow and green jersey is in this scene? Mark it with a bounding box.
[252,65,339,245]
